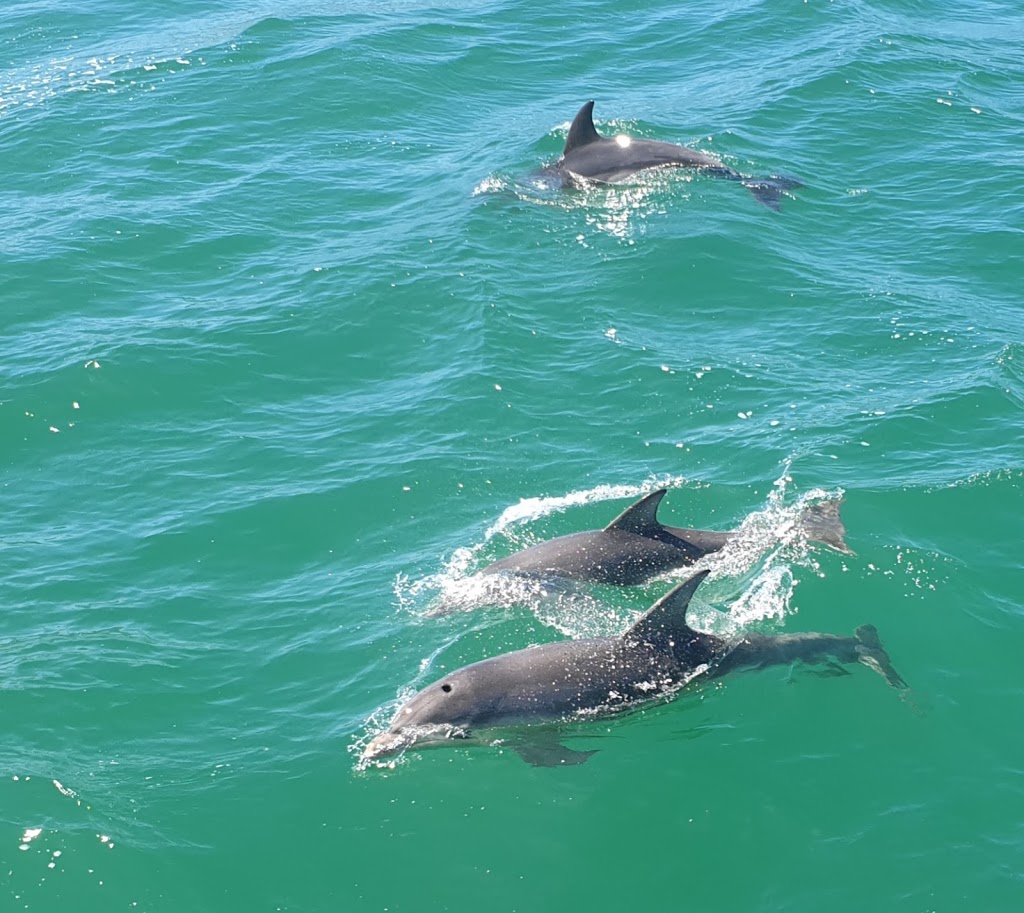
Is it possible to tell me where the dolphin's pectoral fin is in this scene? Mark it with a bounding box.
[854,624,909,690]
[512,743,597,767]
[741,175,802,211]
[506,733,597,767]
[805,660,853,679]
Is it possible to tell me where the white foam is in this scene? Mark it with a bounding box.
[472,175,507,196]
[486,477,686,537]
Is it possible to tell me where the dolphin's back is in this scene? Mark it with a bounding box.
[562,137,733,184]
[661,525,733,554]
[481,489,711,584]
[481,528,700,585]
[446,637,677,725]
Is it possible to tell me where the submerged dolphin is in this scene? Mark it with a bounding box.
[551,101,800,210]
[480,488,850,586]
[362,570,907,766]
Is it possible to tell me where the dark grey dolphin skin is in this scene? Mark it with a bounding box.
[362,570,907,766]
[552,101,800,210]
[480,488,850,586]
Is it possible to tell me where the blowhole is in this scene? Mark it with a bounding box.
[441,684,452,693]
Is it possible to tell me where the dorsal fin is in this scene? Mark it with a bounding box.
[563,100,603,155]
[604,489,667,537]
[624,570,709,644]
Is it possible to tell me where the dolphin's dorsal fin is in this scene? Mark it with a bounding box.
[624,570,709,644]
[563,100,602,154]
[604,489,667,537]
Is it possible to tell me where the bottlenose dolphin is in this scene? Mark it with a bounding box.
[552,101,800,210]
[362,570,907,766]
[479,488,850,586]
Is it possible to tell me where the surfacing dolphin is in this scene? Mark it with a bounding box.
[362,570,907,766]
[479,488,850,587]
[550,100,801,210]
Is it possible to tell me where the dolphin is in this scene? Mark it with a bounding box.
[361,570,907,766]
[551,100,800,210]
[479,488,850,586]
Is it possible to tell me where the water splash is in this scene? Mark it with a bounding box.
[349,691,415,772]
[486,477,688,537]
[395,470,844,639]
[474,168,674,244]
[683,469,845,637]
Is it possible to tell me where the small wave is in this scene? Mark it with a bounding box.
[0,2,278,120]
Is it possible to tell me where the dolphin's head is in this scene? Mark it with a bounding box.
[361,666,501,763]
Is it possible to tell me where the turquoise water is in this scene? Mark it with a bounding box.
[3,1,1023,910]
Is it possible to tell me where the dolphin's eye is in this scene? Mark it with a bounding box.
[441,684,452,693]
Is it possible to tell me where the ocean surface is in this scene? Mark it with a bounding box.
[2,1,1023,910]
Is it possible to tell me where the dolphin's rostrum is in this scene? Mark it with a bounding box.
[362,570,907,766]
[553,100,801,210]
[480,488,850,586]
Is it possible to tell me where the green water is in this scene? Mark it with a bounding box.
[2,1,1023,910]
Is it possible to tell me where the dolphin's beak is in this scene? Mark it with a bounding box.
[362,730,405,763]
[361,724,469,763]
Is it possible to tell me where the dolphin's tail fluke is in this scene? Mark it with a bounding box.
[741,175,802,211]
[854,624,908,691]
[798,499,853,555]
